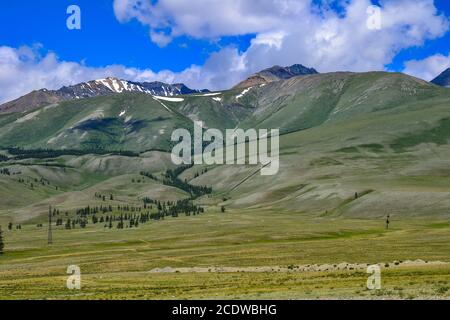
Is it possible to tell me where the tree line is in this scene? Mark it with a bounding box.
[0,168,11,175]
[161,165,212,199]
[5,147,139,160]
[24,195,206,231]
[140,165,213,199]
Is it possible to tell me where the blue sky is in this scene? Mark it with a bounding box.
[386,0,450,69]
[0,0,254,72]
[0,0,449,103]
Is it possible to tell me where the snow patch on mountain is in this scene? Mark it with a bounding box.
[236,87,253,100]
[154,96,185,102]
[0,76,208,115]
[192,92,222,97]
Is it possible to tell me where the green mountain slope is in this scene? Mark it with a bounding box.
[1,72,448,151]
[0,93,193,152]
[1,71,450,221]
[189,89,450,218]
[237,72,449,132]
[167,71,450,134]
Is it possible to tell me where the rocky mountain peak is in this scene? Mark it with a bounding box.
[234,63,318,89]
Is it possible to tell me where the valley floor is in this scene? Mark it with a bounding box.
[0,210,449,299]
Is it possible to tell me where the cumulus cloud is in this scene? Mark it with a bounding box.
[403,53,450,81]
[0,45,247,103]
[111,0,449,85]
[113,0,306,45]
[1,0,449,103]
[0,45,178,103]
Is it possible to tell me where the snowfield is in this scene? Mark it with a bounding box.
[236,87,252,100]
[153,96,185,102]
[192,92,222,97]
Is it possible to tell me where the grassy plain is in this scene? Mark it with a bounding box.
[0,209,449,299]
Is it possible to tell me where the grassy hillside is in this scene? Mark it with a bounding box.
[191,91,450,217]
[237,72,450,133]
[1,72,450,218]
[2,72,448,152]
[0,93,193,152]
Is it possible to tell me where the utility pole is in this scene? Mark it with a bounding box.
[48,205,53,245]
[0,225,4,255]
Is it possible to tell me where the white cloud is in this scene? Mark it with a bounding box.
[251,31,286,50]
[403,53,450,81]
[113,0,306,40]
[112,0,449,86]
[1,0,449,104]
[242,0,449,74]
[150,31,173,47]
[0,45,246,104]
[0,46,179,104]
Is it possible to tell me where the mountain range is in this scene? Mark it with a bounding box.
[2,63,448,115]
[234,64,318,88]
[1,64,450,219]
[0,77,208,114]
[0,69,446,151]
